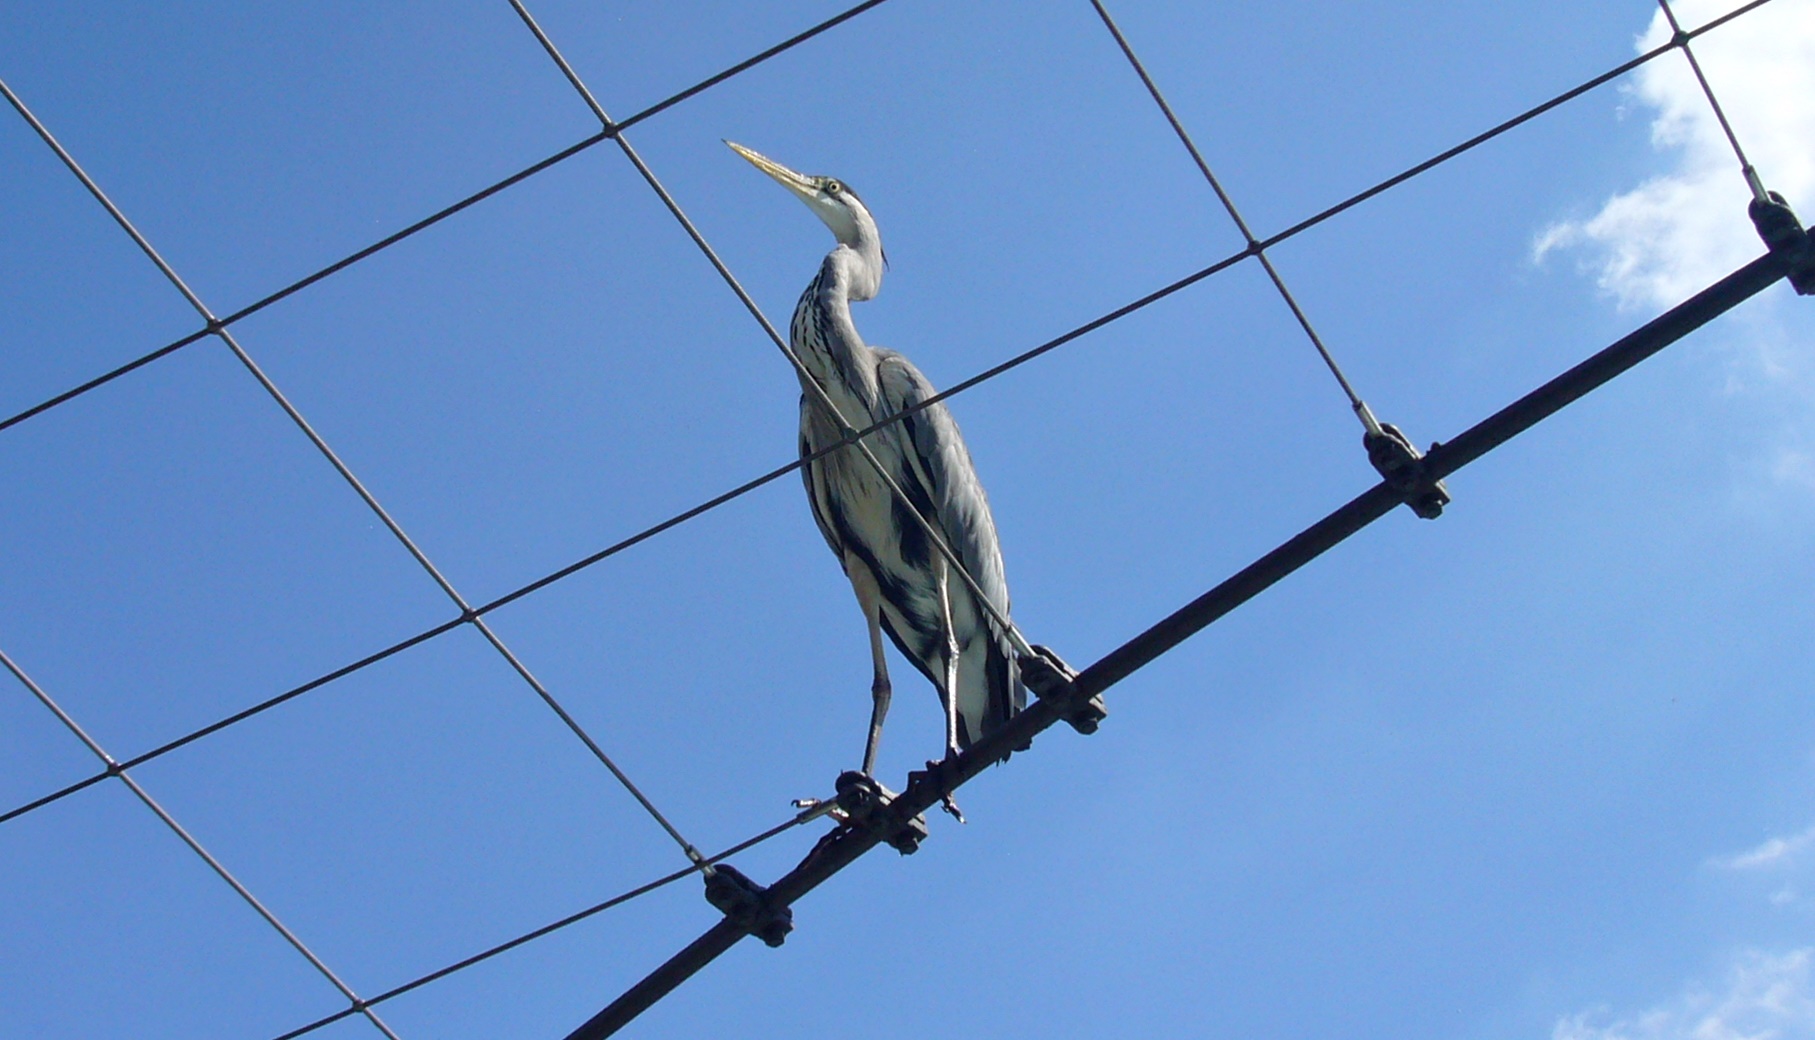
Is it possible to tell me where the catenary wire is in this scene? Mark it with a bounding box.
[0,0,1770,442]
[568,241,1810,1040]
[0,0,1782,830]
[0,3,1797,1036]
[502,0,1037,660]
[0,75,713,871]
[1656,0,1770,201]
[265,809,816,1040]
[0,0,898,436]
[1085,0,1374,429]
[0,0,1774,440]
[0,647,406,1040]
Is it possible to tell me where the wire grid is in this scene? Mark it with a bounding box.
[0,1,1790,1036]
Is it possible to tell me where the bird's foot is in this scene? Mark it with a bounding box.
[924,759,966,824]
[939,793,966,824]
[791,796,846,824]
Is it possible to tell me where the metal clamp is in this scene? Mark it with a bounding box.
[1364,422,1449,520]
[833,770,929,855]
[1021,644,1105,735]
[1749,192,1815,296]
[702,864,793,947]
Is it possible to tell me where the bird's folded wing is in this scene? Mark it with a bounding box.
[873,349,1011,620]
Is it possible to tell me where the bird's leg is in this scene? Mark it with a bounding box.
[934,559,965,823]
[847,551,892,777]
[862,612,891,777]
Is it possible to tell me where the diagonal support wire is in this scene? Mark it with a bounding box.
[1656,0,1770,202]
[0,0,1774,448]
[0,1,1801,1035]
[568,233,1812,1039]
[1091,2,1395,438]
[1086,0,1381,434]
[0,0,896,437]
[265,805,820,1040]
[502,0,1036,659]
[1,0,1787,832]
[0,76,713,872]
[0,647,406,1040]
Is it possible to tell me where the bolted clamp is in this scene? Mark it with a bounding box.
[1364,422,1449,520]
[833,770,929,855]
[1749,192,1815,296]
[1021,644,1105,735]
[702,864,793,948]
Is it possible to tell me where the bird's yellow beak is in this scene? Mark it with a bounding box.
[725,140,821,205]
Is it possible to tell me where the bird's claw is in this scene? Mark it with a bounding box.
[939,793,966,824]
[923,758,966,824]
[791,796,847,824]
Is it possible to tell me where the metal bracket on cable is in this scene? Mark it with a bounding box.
[1021,644,1105,735]
[1749,192,1815,296]
[702,864,793,948]
[831,770,928,855]
[1357,403,1450,520]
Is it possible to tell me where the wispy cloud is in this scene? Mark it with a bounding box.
[1534,0,1815,312]
[1712,824,1815,872]
[1554,948,1815,1040]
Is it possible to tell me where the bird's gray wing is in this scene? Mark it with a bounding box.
[798,393,845,559]
[872,349,1011,624]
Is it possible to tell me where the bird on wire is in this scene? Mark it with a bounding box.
[727,142,1024,809]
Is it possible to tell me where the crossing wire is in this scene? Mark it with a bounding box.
[0,0,1783,831]
[0,0,895,436]
[1087,0,1377,433]
[0,1,1799,1036]
[0,646,405,1039]
[569,232,1811,1040]
[0,76,714,876]
[1657,0,1772,202]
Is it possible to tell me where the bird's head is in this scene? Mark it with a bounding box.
[727,141,886,295]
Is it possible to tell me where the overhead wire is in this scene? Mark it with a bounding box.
[1655,0,1771,202]
[0,0,1775,440]
[1,0,1785,831]
[0,3,1800,1035]
[0,69,713,873]
[502,0,1035,660]
[1086,0,1375,431]
[0,646,405,1040]
[0,0,899,436]
[265,808,816,1040]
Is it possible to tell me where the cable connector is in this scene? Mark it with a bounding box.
[832,770,928,855]
[1021,644,1104,735]
[1749,192,1815,296]
[1364,423,1450,520]
[702,864,792,947]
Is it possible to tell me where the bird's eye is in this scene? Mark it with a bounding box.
[823,179,843,196]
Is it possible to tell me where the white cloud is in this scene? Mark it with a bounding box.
[1554,949,1815,1040]
[1534,0,1815,311]
[1713,824,1815,871]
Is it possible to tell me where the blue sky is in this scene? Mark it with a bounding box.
[4,1,1814,1038]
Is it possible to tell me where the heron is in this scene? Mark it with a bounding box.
[727,141,1024,794]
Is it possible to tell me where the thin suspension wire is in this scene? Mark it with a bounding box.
[0,78,711,873]
[266,809,817,1040]
[1656,0,1769,202]
[0,2,1794,1031]
[0,0,896,437]
[0,0,1784,832]
[0,0,1772,442]
[504,0,1037,660]
[0,648,405,1040]
[1085,0,1378,431]
[2,0,1783,829]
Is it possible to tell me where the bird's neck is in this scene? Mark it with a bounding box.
[792,245,883,409]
